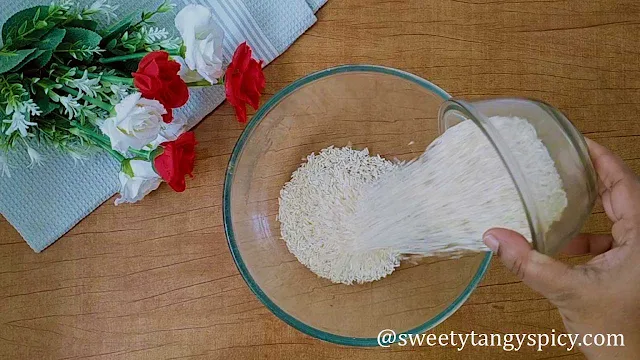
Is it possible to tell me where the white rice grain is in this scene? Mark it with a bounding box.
[278,146,401,284]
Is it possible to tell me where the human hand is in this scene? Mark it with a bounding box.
[483,138,640,359]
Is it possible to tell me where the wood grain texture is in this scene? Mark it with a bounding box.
[2,0,639,358]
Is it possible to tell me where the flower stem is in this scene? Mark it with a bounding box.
[57,65,134,86]
[92,73,134,86]
[99,50,180,64]
[186,80,215,87]
[61,86,114,112]
[70,121,125,163]
[70,121,108,144]
[128,148,152,160]
[96,140,126,163]
[99,53,146,64]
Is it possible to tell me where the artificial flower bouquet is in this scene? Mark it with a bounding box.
[0,0,265,204]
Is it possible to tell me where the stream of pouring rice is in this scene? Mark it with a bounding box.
[278,116,568,284]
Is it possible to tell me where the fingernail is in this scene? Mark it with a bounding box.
[483,234,500,252]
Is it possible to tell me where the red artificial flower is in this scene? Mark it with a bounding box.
[153,132,198,192]
[225,42,265,123]
[132,51,189,123]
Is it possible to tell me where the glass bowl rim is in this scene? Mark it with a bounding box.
[223,64,493,347]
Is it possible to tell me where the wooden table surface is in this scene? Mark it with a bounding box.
[2,0,639,359]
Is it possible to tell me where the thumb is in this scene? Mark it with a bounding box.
[483,228,575,301]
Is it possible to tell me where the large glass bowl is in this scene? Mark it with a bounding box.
[223,65,491,346]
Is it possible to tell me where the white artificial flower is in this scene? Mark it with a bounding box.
[0,153,11,178]
[115,160,162,205]
[175,4,225,84]
[145,115,188,150]
[22,99,42,116]
[157,0,176,13]
[59,94,82,119]
[4,112,37,137]
[79,101,99,123]
[99,93,166,154]
[68,147,89,163]
[85,0,119,21]
[69,70,101,97]
[57,0,74,12]
[6,99,41,117]
[174,56,204,83]
[109,83,130,104]
[158,37,182,51]
[141,26,169,43]
[26,146,43,168]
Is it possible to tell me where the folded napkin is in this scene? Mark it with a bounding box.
[0,0,327,252]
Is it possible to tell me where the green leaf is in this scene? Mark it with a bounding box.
[34,21,48,30]
[62,27,102,49]
[65,19,98,31]
[121,159,134,177]
[1,6,50,45]
[22,28,66,68]
[10,49,45,71]
[56,28,103,61]
[101,13,135,45]
[47,90,60,102]
[0,48,36,74]
[38,28,66,50]
[31,50,53,68]
[17,21,28,35]
[32,7,41,23]
[0,28,63,70]
[121,60,140,73]
[34,90,57,116]
[124,43,136,52]
[68,127,82,136]
[106,38,117,50]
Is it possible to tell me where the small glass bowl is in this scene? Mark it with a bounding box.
[439,98,598,255]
